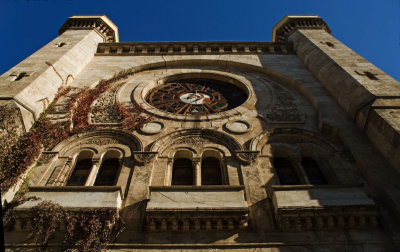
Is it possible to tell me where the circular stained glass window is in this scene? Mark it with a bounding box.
[146,78,247,115]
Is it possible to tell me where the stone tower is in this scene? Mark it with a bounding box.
[2,15,400,251]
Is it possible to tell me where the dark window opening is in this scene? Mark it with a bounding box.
[67,159,92,186]
[326,42,334,47]
[94,158,120,186]
[273,158,299,185]
[301,157,327,185]
[365,71,379,80]
[201,157,223,185]
[172,158,193,185]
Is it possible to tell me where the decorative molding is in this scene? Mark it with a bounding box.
[90,82,124,124]
[225,121,251,134]
[96,42,294,56]
[259,83,304,123]
[235,151,260,164]
[140,121,164,135]
[133,151,158,165]
[37,152,58,165]
[58,15,119,43]
[82,137,120,146]
[173,136,211,146]
[145,213,248,232]
[272,15,331,42]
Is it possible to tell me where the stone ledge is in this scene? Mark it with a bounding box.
[59,15,119,42]
[271,185,379,231]
[95,42,294,55]
[272,15,331,42]
[17,186,123,209]
[145,186,249,231]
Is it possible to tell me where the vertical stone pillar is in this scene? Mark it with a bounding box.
[0,15,119,133]
[85,158,100,186]
[193,157,202,186]
[272,15,400,171]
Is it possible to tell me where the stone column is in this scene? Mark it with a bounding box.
[85,158,100,186]
[193,157,202,186]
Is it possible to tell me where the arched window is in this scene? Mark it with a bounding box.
[201,157,222,185]
[67,151,93,186]
[301,157,327,185]
[172,158,194,185]
[273,157,299,185]
[94,150,122,186]
[94,158,120,186]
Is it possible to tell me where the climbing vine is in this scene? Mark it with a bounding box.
[0,69,151,192]
[0,68,153,251]
[3,199,125,252]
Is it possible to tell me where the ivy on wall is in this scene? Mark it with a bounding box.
[1,69,152,250]
[0,69,151,192]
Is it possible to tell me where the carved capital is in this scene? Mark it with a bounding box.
[133,151,158,165]
[59,15,119,42]
[272,15,331,42]
[235,151,260,164]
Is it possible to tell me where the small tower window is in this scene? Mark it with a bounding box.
[273,157,299,185]
[172,158,194,185]
[201,157,222,185]
[301,157,327,185]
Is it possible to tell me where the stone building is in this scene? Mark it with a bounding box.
[2,15,400,251]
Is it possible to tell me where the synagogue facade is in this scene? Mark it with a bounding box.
[1,15,400,251]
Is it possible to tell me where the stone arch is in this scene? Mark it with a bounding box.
[43,129,141,186]
[251,128,358,185]
[150,128,243,157]
[52,129,142,156]
[250,128,341,156]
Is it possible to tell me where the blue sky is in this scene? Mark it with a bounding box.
[1,0,399,81]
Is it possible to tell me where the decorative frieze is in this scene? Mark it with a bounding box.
[145,214,248,232]
[96,42,294,56]
[272,15,331,42]
[58,15,119,42]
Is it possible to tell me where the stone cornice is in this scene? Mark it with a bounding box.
[272,15,331,42]
[58,15,119,42]
[95,41,294,55]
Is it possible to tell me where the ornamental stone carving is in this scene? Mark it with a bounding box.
[235,151,260,164]
[260,83,303,122]
[90,82,124,124]
[272,15,331,42]
[133,151,158,165]
[82,137,120,146]
[59,15,119,42]
[173,136,211,146]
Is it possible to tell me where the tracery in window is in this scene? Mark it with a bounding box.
[67,151,93,186]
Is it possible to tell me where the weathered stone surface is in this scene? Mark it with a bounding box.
[3,14,400,252]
